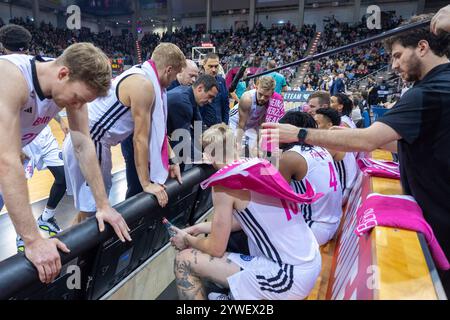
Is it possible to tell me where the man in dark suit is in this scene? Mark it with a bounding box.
[168,74,218,171]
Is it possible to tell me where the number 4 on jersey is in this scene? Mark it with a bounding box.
[328,162,338,192]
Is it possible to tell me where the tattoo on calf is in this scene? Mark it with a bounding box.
[175,258,206,300]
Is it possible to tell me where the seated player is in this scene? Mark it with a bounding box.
[278,111,343,245]
[314,108,359,205]
[330,93,357,128]
[170,123,321,300]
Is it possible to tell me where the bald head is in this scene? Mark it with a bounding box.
[177,59,199,86]
[268,60,277,69]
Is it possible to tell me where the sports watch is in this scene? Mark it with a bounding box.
[297,128,308,144]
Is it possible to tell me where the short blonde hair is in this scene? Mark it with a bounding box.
[256,76,276,92]
[151,42,186,71]
[202,123,236,163]
[56,43,112,97]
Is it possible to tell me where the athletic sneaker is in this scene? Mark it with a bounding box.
[16,236,25,253]
[37,215,62,236]
[208,292,231,300]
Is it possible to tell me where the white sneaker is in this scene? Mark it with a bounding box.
[208,292,231,300]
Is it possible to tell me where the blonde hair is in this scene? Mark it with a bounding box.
[202,123,236,163]
[55,43,111,97]
[256,76,276,92]
[151,42,186,71]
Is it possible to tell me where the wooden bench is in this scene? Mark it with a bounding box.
[309,150,446,300]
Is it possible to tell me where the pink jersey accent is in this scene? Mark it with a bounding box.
[201,158,323,204]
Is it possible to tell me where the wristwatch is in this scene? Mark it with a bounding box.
[169,158,177,165]
[297,128,308,144]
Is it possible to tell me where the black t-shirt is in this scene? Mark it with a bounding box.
[377,62,450,264]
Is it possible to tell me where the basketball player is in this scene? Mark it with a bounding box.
[277,111,343,245]
[170,124,321,300]
[63,43,186,223]
[314,107,359,206]
[330,93,357,128]
[1,24,68,250]
[229,76,279,152]
[0,42,131,284]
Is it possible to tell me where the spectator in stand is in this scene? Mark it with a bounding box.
[330,73,346,95]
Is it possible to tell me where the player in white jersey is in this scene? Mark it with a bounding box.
[314,107,359,206]
[63,43,186,222]
[278,111,343,246]
[0,124,66,250]
[231,76,276,153]
[330,93,357,128]
[0,41,130,284]
[170,124,321,300]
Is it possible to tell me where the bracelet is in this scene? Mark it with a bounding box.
[169,158,177,165]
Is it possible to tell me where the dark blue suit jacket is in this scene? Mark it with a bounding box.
[199,76,229,127]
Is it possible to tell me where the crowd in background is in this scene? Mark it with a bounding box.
[0,14,404,106]
[1,17,135,64]
[0,16,316,85]
[298,14,403,92]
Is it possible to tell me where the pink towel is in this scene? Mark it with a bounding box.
[201,158,323,204]
[355,193,450,270]
[357,158,400,179]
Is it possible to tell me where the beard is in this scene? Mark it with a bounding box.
[256,98,268,106]
[400,53,423,82]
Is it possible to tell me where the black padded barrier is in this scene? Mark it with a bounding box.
[0,164,215,300]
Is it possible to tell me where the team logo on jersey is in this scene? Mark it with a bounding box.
[59,152,63,160]
[24,107,33,113]
[240,255,254,262]
[32,116,51,126]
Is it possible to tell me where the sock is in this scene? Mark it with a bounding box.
[42,207,56,221]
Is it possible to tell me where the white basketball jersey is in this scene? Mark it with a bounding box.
[88,60,168,184]
[229,89,266,132]
[334,152,359,204]
[0,55,60,147]
[88,66,142,146]
[341,115,356,128]
[234,191,319,266]
[243,89,266,131]
[289,145,343,225]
